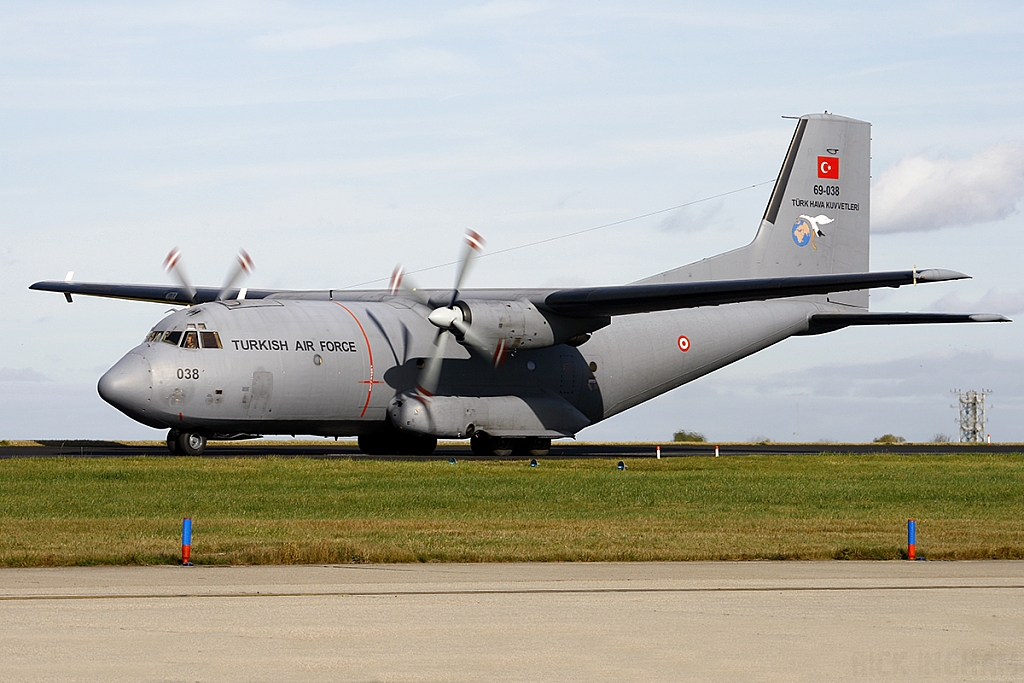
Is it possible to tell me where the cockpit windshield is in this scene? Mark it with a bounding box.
[151,323,222,349]
[200,331,223,349]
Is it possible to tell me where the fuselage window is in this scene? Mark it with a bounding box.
[145,331,162,343]
[163,330,182,346]
[181,331,200,349]
[200,331,223,349]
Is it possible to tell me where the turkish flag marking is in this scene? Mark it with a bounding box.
[818,156,839,179]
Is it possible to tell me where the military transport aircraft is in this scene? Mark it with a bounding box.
[32,113,1009,456]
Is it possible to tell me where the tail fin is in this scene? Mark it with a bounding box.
[642,113,871,308]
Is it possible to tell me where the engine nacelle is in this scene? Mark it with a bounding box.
[456,299,607,351]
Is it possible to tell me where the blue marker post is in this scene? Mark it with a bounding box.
[907,519,916,561]
[181,518,194,566]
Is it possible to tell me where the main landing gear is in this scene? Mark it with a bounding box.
[470,433,550,458]
[166,429,207,456]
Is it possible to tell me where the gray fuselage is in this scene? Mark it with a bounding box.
[99,294,827,439]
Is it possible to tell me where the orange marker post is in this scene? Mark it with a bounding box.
[907,519,916,561]
[182,518,194,566]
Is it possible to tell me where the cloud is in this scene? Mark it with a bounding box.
[0,367,51,382]
[927,288,1024,315]
[872,141,1024,233]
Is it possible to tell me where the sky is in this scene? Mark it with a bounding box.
[2,1,1023,443]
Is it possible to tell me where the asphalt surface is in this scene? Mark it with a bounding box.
[1,561,1021,682]
[1,440,1020,459]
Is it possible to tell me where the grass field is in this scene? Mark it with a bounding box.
[0,453,1022,566]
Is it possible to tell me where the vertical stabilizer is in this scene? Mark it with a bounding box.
[641,113,871,308]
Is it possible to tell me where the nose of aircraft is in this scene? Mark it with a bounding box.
[98,352,153,419]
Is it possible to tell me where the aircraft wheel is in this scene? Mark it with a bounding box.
[470,433,491,457]
[491,438,514,457]
[474,435,513,457]
[166,430,182,455]
[417,435,438,455]
[177,431,207,456]
[357,434,389,455]
[520,437,551,458]
[403,434,437,456]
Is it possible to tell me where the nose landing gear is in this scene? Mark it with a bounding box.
[166,429,207,456]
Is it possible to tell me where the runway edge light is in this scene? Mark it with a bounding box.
[907,519,916,561]
[182,518,194,566]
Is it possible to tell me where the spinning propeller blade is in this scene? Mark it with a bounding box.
[416,329,449,398]
[449,229,485,307]
[388,264,431,306]
[218,249,255,300]
[163,247,197,304]
[163,247,255,304]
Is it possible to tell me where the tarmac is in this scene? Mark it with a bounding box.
[1,561,1022,682]
[4,440,1021,459]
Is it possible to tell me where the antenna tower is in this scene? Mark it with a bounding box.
[951,389,991,443]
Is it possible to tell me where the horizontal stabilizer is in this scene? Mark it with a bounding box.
[541,269,968,318]
[801,312,1011,335]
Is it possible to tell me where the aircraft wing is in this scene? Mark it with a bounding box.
[28,281,284,305]
[32,269,1008,328]
[539,269,972,317]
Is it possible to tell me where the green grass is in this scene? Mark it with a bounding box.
[1,454,1022,566]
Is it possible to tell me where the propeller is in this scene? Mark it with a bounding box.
[388,264,431,306]
[163,247,255,305]
[218,249,255,300]
[449,229,485,307]
[392,230,490,399]
[163,247,197,304]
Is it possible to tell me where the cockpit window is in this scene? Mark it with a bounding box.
[181,331,200,349]
[200,331,223,349]
[145,331,162,343]
[162,330,182,346]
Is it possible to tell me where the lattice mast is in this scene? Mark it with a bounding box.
[952,389,991,443]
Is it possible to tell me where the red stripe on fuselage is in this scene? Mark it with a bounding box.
[333,302,378,418]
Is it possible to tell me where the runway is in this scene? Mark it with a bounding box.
[1,562,1021,681]
[2,440,1020,459]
